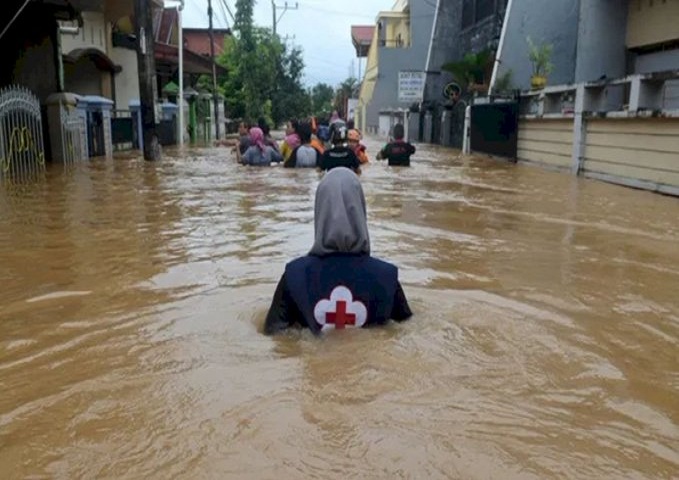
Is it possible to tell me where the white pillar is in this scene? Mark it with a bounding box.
[462,105,471,155]
[571,84,586,175]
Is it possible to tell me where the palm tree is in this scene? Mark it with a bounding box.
[334,77,359,117]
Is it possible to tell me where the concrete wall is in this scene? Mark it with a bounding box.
[627,0,679,49]
[424,1,508,108]
[423,0,461,108]
[64,60,104,96]
[61,11,110,100]
[517,119,573,170]
[495,0,580,90]
[364,0,436,131]
[574,1,628,83]
[110,47,139,109]
[4,11,58,103]
[634,49,679,109]
[582,119,679,194]
[61,11,107,54]
[11,36,58,104]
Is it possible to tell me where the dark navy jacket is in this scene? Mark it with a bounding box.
[264,253,412,334]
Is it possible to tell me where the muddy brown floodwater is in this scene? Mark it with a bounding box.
[1,138,678,479]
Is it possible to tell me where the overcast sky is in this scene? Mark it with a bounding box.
[179,0,394,88]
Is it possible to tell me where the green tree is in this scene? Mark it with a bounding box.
[310,83,335,117]
[219,1,311,125]
[272,43,311,125]
[334,77,359,116]
[222,0,275,121]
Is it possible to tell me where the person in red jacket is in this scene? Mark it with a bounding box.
[263,167,412,334]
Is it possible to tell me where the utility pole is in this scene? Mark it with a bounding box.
[207,0,220,140]
[271,0,298,37]
[134,0,161,161]
[177,0,185,147]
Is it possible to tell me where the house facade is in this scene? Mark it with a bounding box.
[489,0,679,195]
[59,0,164,110]
[355,0,437,136]
[419,0,509,146]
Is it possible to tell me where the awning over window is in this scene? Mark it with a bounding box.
[63,48,122,73]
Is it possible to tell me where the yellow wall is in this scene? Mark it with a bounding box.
[357,28,379,131]
[517,119,573,170]
[391,17,410,47]
[382,15,409,47]
[582,119,679,187]
[627,0,679,48]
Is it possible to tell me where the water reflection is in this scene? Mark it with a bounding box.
[1,141,678,479]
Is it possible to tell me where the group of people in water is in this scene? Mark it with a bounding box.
[229,113,416,334]
[232,112,417,172]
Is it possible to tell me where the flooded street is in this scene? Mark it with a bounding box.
[1,138,678,479]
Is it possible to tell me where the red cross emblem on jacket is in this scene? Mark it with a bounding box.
[313,286,367,331]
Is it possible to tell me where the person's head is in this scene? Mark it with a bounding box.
[309,167,369,256]
[330,110,340,122]
[249,127,265,151]
[238,121,250,136]
[392,123,405,141]
[346,119,355,130]
[330,122,348,146]
[347,128,361,148]
[297,121,312,144]
[286,119,299,135]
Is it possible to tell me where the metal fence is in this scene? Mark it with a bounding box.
[111,109,135,151]
[0,85,46,182]
[470,100,519,160]
[59,103,87,164]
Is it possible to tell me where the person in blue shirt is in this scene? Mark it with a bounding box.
[264,167,412,334]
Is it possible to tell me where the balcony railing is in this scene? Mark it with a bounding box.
[379,38,409,48]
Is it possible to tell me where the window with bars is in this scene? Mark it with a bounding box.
[462,0,497,29]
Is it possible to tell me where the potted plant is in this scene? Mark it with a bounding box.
[441,49,494,95]
[527,37,553,89]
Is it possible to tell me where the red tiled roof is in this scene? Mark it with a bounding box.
[183,29,231,57]
[154,42,227,75]
[351,25,374,57]
[351,26,374,44]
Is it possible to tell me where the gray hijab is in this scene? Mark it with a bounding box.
[309,167,370,256]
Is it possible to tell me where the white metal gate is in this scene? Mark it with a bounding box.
[0,85,46,182]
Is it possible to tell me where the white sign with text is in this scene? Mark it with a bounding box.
[398,71,426,103]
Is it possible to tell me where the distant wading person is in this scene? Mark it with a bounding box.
[318,123,361,174]
[348,128,369,164]
[280,119,301,162]
[376,123,416,166]
[285,122,321,168]
[238,127,283,166]
[264,167,412,334]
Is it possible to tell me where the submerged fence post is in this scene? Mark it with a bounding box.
[571,84,586,176]
[462,105,471,155]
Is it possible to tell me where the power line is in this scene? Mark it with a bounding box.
[0,0,31,41]
[272,0,299,36]
[216,0,230,28]
[220,0,235,23]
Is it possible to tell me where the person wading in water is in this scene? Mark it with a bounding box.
[264,167,412,334]
[318,123,361,174]
[376,123,416,167]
